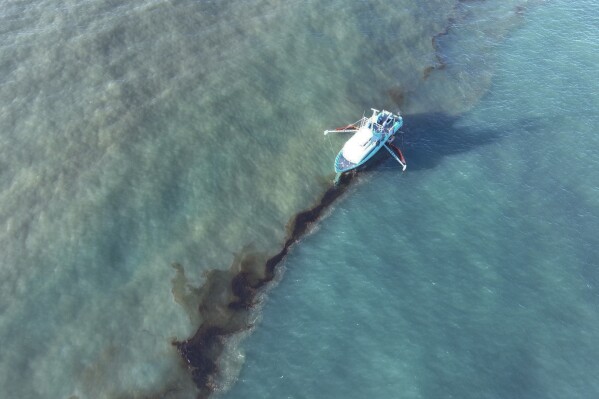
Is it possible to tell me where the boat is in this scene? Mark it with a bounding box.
[324,108,407,173]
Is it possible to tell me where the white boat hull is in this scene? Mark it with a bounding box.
[333,109,403,173]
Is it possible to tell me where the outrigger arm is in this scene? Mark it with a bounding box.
[324,119,365,135]
[324,128,357,135]
[383,143,407,171]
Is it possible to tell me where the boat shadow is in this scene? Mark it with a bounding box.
[370,112,516,172]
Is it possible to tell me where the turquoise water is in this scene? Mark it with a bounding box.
[1,0,596,398]
[222,2,599,398]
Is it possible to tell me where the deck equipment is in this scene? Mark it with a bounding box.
[325,108,406,173]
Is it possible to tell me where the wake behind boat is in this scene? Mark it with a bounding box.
[325,108,407,174]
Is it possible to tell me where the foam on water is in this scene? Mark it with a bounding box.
[221,1,599,398]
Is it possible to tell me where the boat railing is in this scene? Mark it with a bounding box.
[356,117,386,132]
[372,122,391,133]
[356,116,370,129]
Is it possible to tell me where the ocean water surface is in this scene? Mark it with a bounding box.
[221,1,599,399]
[1,0,595,398]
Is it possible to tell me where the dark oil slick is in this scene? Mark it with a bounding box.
[172,173,355,398]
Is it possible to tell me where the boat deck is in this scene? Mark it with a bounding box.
[335,152,357,173]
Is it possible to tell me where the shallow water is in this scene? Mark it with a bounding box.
[221,1,599,398]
